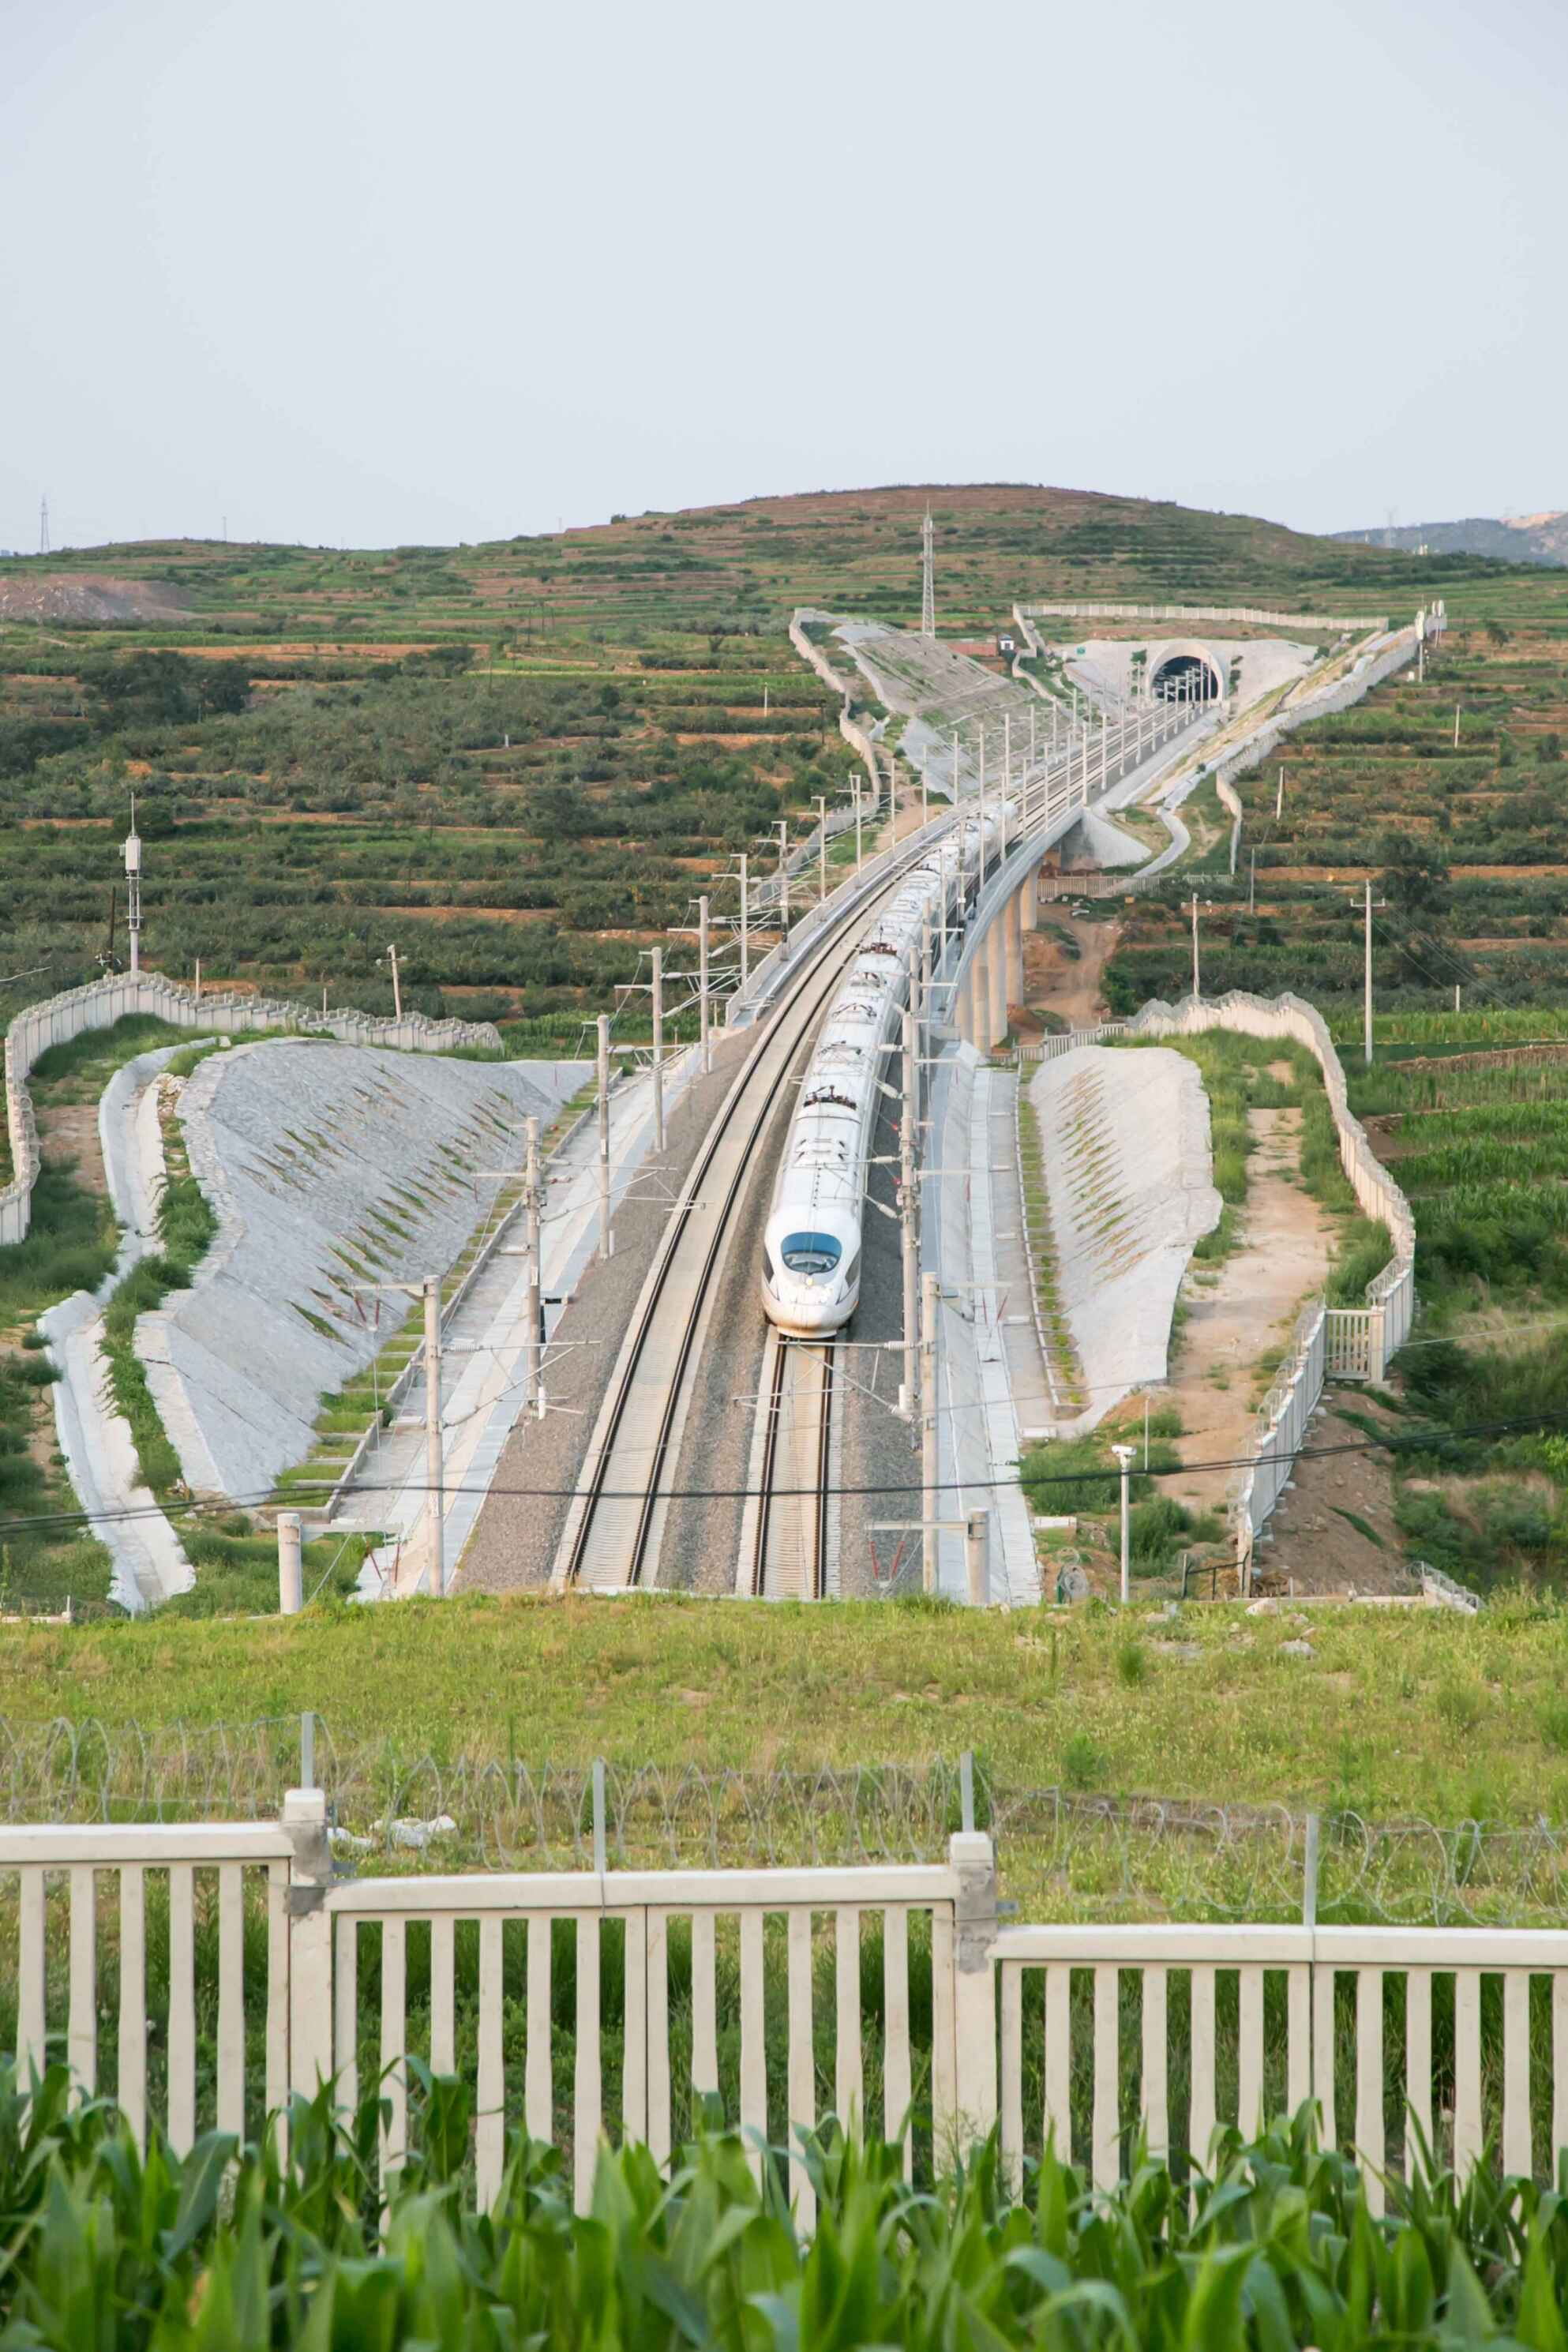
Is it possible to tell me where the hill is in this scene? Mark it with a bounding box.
[1334,512,1568,567]
[0,481,1530,642]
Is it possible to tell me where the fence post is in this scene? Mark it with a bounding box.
[283,1787,334,2101]
[1302,1812,1320,1931]
[949,1830,998,2144]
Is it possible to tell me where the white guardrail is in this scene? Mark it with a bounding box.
[1018,602,1392,632]
[9,1807,1566,2209]
[1020,991,1416,1564]
[1,972,503,1247]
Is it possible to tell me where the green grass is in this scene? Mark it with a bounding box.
[6,1589,1568,1830]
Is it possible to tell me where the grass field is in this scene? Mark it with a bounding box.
[6,1590,1566,1832]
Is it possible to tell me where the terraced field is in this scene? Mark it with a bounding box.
[2,488,1550,1043]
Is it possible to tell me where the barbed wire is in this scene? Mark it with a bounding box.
[3,1717,1565,1927]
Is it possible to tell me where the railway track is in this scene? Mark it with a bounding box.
[746,1331,837,1599]
[551,865,917,1592]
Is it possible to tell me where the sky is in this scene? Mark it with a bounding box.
[4,0,1566,553]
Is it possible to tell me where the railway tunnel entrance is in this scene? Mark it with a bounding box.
[1149,647,1224,703]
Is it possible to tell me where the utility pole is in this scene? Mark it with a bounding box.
[277,1513,302,1615]
[966,1509,989,1607]
[737,853,750,989]
[921,506,935,637]
[522,1117,543,1416]
[899,1008,919,1418]
[1454,703,1461,750]
[384,943,403,1021]
[1248,850,1256,915]
[772,820,790,940]
[1191,892,1200,1000]
[38,495,48,556]
[650,945,665,1153]
[921,1273,940,1595]
[1364,880,1374,1067]
[814,793,828,905]
[853,778,864,876]
[698,895,711,1075]
[123,801,142,977]
[1112,1444,1135,1604]
[1276,765,1284,821]
[423,1276,445,1596]
[596,1013,613,1258]
[977,727,988,885]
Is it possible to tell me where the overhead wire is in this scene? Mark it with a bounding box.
[5,1405,1567,1544]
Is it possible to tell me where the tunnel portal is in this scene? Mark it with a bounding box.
[1150,651,1223,703]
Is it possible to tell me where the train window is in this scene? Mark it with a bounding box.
[780,1231,842,1274]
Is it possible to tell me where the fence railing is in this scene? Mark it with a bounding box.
[993,1919,1568,2204]
[6,1803,1564,2208]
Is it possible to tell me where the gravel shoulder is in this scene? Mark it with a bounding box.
[456,1030,752,1593]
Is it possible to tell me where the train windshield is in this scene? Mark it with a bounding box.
[780,1231,842,1275]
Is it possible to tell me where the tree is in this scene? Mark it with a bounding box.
[1378,829,1450,920]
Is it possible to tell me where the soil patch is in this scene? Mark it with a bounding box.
[1015,910,1120,1034]
[33,1098,107,1195]
[1263,1394,1406,1594]
[1162,1107,1331,1521]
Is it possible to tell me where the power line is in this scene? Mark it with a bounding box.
[5,1405,1566,1544]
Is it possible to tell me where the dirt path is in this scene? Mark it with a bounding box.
[1163,1108,1332,1521]
[33,1097,107,1195]
[1015,910,1120,1034]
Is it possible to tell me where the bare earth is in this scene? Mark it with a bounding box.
[1015,911,1120,1033]
[1163,1108,1331,1521]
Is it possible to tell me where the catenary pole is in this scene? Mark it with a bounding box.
[423,1276,444,1596]
[596,1014,612,1258]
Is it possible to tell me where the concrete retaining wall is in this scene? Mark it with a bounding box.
[2,971,503,1247]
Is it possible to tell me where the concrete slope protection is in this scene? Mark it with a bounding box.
[142,1042,583,1503]
[1026,1046,1221,1430]
[40,1049,193,1614]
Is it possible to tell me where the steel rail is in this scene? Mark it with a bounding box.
[750,1336,835,1601]
[553,865,917,1592]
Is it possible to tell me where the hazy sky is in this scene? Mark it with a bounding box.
[5,0,1565,552]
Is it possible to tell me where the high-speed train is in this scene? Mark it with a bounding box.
[761,804,1008,1336]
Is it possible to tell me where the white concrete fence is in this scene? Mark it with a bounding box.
[1018,602,1391,632]
[1021,991,1416,1561]
[1,971,503,1247]
[7,1806,1566,2208]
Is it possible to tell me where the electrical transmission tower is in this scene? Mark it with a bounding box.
[38,496,49,555]
[921,507,935,637]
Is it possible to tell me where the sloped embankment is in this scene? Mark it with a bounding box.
[1028,1045,1220,1422]
[139,1042,581,1502]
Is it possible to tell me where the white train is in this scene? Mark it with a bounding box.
[761,805,1008,1335]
